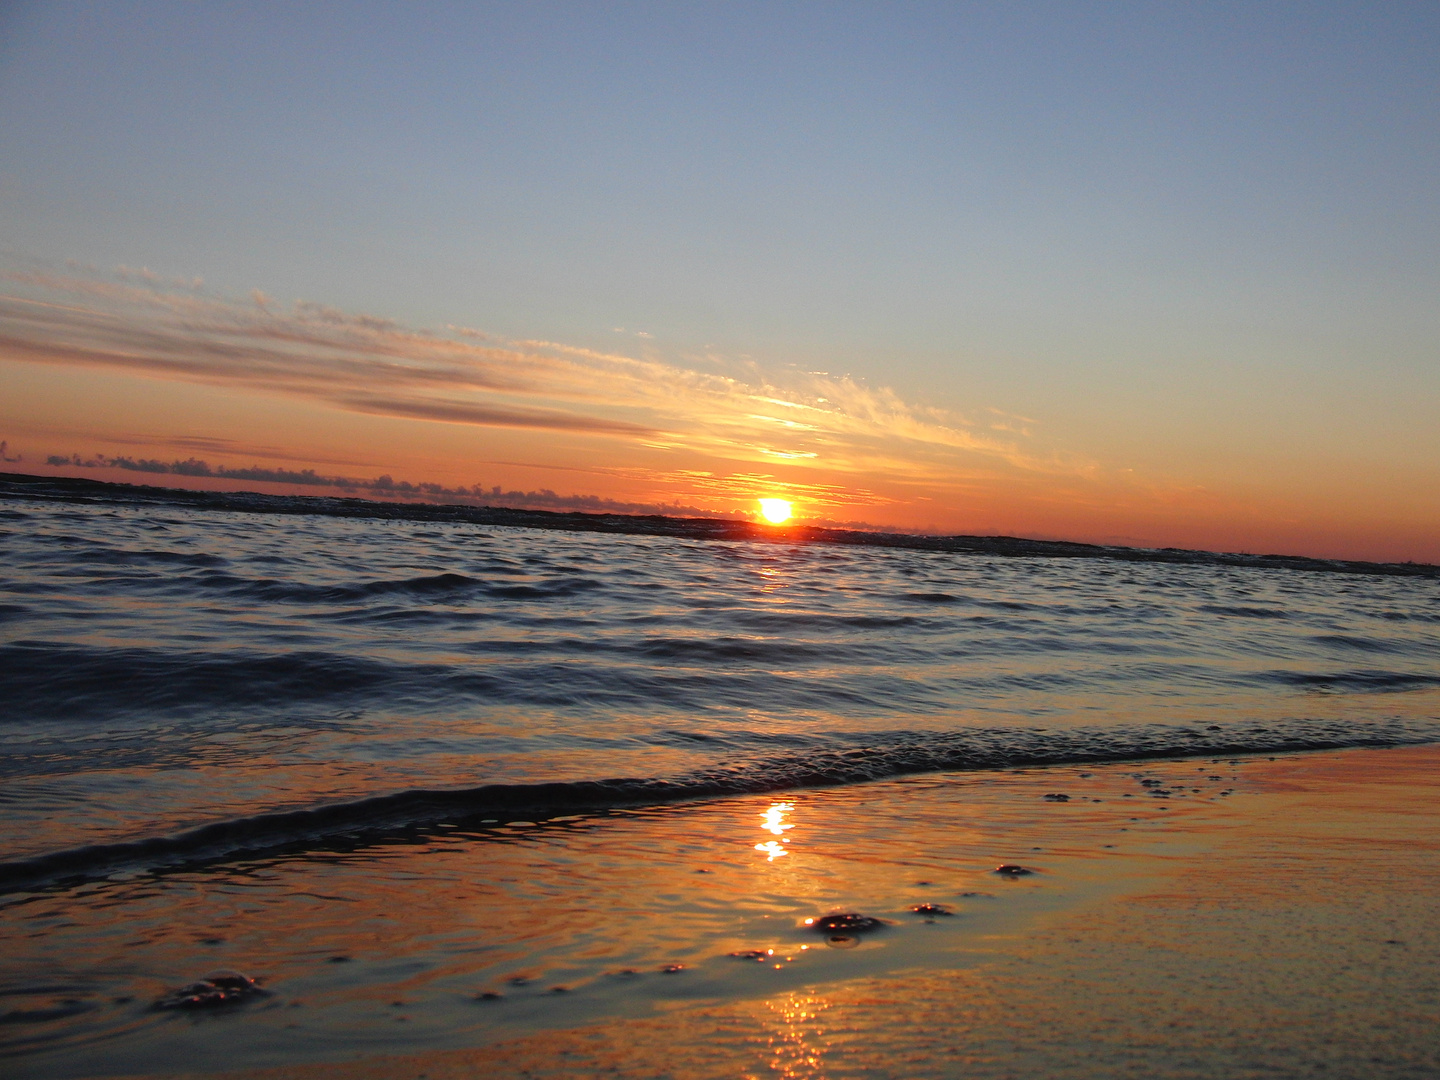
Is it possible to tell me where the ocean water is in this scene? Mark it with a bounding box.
[2,491,1437,881]
[3,489,1440,1075]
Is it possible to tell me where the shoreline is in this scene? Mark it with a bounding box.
[9,744,1438,1079]
[201,744,1440,1080]
[9,717,1438,893]
[4,470,1436,579]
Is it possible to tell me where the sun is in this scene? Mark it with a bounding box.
[758,499,793,525]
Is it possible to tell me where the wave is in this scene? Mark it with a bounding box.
[1271,669,1440,692]
[116,549,229,568]
[47,567,606,606]
[185,570,599,605]
[1196,604,1291,619]
[0,603,30,624]
[7,639,1440,722]
[0,641,883,719]
[0,642,428,718]
[3,717,1436,892]
[1309,634,1414,654]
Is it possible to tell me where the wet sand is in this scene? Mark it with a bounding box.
[419,744,1438,1080]
[11,746,1439,1079]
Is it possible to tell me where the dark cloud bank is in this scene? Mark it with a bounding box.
[43,452,713,517]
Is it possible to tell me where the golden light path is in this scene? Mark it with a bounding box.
[759,499,793,525]
[755,801,795,860]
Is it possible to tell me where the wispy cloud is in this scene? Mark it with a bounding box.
[334,394,655,435]
[0,265,1093,513]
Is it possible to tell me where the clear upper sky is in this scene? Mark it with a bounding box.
[1,1,1437,559]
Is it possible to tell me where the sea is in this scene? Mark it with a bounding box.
[2,479,1439,1075]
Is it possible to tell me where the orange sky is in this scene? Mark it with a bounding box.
[2,268,1436,563]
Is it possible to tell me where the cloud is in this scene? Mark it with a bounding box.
[41,451,725,517]
[115,264,162,283]
[0,265,1092,505]
[335,394,656,435]
[74,432,377,468]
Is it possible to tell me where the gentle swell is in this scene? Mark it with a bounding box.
[3,717,1436,893]
[0,642,424,716]
[187,571,599,604]
[7,641,1440,721]
[1197,604,1290,619]
[1272,670,1440,691]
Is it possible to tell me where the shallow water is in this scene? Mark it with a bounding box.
[1,495,1438,875]
[0,758,1233,1077]
[6,749,1436,1079]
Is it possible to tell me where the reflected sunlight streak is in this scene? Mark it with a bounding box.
[756,801,795,860]
[764,992,834,1079]
[755,839,788,860]
[762,802,795,835]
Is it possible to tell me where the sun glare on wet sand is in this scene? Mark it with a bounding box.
[759,499,793,525]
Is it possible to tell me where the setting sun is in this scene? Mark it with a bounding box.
[758,499,793,525]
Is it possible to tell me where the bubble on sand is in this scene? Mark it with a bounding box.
[910,903,954,917]
[993,864,1035,876]
[805,913,884,935]
[1043,793,1070,801]
[154,970,268,1011]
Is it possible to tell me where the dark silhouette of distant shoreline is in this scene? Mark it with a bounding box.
[3,470,1434,579]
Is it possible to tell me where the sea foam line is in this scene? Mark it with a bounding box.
[2,718,1436,893]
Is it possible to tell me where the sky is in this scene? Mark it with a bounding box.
[1,1,1437,561]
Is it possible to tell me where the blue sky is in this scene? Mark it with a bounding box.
[1,2,1437,557]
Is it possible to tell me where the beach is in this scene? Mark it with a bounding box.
[6,6,1440,1076]
[4,745,1436,1079]
[198,745,1440,1078]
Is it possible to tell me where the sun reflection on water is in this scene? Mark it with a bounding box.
[763,991,834,1079]
[762,802,794,835]
[755,839,788,860]
[755,801,796,860]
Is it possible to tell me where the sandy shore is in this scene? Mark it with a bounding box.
[162,745,1440,1080]
[10,745,1438,1079]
